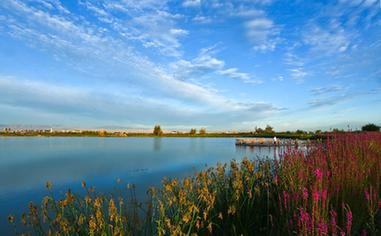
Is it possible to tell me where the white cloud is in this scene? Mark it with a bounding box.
[219,68,263,84]
[235,8,265,18]
[310,85,346,96]
[0,75,280,128]
[183,0,201,7]
[289,68,307,83]
[244,17,280,51]
[170,47,261,84]
[78,0,188,57]
[192,15,213,24]
[303,23,351,54]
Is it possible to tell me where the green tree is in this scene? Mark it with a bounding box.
[190,128,197,135]
[255,127,264,134]
[361,123,380,132]
[264,125,274,134]
[295,129,306,135]
[153,125,163,136]
[199,128,206,135]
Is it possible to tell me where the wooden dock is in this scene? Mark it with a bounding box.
[235,138,296,147]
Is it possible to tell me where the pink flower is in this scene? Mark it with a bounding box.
[346,209,352,234]
[298,209,311,231]
[283,191,289,209]
[314,168,323,181]
[365,190,370,201]
[330,210,337,236]
[322,189,328,203]
[302,187,308,201]
[313,191,320,202]
[318,220,328,235]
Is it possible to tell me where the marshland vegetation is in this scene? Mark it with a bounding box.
[8,132,381,235]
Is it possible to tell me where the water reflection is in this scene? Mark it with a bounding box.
[153,137,161,151]
[0,137,279,232]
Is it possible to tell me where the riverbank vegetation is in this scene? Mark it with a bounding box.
[2,123,379,139]
[8,132,381,235]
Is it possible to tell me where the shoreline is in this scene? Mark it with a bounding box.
[0,133,316,139]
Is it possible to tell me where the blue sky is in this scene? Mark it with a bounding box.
[0,0,380,131]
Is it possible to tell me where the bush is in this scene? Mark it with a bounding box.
[362,123,380,132]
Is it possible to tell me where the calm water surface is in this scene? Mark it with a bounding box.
[0,137,278,232]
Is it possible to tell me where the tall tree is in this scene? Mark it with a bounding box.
[199,128,206,135]
[265,125,274,134]
[153,125,163,136]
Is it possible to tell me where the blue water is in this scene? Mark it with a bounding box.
[0,137,277,233]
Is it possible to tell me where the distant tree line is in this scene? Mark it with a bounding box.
[1,123,379,138]
[361,123,380,131]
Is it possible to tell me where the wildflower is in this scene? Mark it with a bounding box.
[81,180,86,189]
[165,218,171,229]
[203,211,208,221]
[330,210,337,236]
[46,181,52,190]
[314,168,323,181]
[228,206,236,215]
[183,178,191,190]
[42,196,49,207]
[89,216,97,234]
[247,189,252,199]
[302,187,308,201]
[64,190,75,205]
[317,219,328,235]
[171,178,178,187]
[365,190,370,201]
[218,212,223,220]
[78,214,85,225]
[282,191,289,209]
[59,219,70,234]
[108,199,117,222]
[207,222,213,233]
[313,191,320,202]
[321,189,327,203]
[85,195,92,205]
[94,197,102,209]
[182,213,191,224]
[196,220,200,229]
[346,208,352,235]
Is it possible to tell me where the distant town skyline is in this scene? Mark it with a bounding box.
[1,0,381,131]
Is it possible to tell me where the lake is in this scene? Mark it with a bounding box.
[0,137,278,233]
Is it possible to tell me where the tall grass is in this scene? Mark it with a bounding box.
[9,133,381,235]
